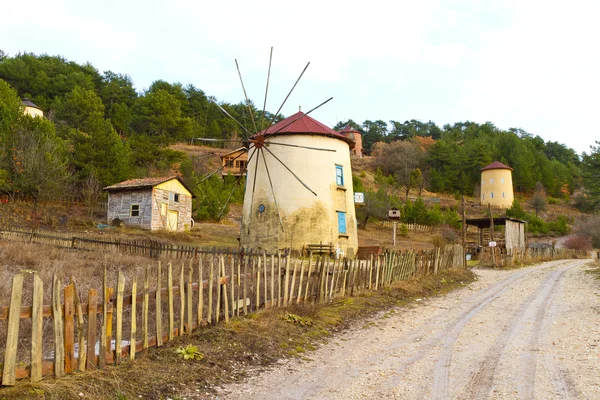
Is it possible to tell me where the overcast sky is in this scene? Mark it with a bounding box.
[3,0,599,155]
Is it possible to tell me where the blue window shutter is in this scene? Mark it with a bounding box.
[337,212,347,234]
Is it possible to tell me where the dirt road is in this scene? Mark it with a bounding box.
[215,260,600,399]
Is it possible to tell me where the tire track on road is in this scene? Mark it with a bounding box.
[461,260,582,399]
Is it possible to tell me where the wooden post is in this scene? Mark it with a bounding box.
[283,255,290,305]
[2,274,24,385]
[99,269,107,367]
[130,278,137,359]
[297,259,306,304]
[222,256,229,322]
[236,255,241,317]
[115,271,125,364]
[71,278,87,372]
[263,251,268,309]
[255,256,261,311]
[187,264,193,334]
[243,252,248,315]
[489,204,496,267]
[179,264,185,335]
[143,265,149,351]
[167,263,174,340]
[156,262,163,347]
[230,255,235,318]
[393,221,397,246]
[304,256,313,303]
[215,256,222,323]
[87,289,98,369]
[31,274,44,382]
[277,252,282,307]
[64,283,75,373]
[198,257,204,325]
[208,253,214,324]
[53,274,65,377]
[270,254,275,307]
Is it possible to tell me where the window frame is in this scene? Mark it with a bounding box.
[169,192,180,203]
[335,165,344,186]
[130,204,140,217]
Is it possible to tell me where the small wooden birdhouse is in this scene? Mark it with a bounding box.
[388,208,401,219]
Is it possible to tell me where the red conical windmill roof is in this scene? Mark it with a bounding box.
[481,161,514,172]
[254,112,355,148]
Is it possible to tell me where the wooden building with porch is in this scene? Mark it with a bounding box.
[220,147,248,178]
[104,176,195,231]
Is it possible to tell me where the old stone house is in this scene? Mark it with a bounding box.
[104,176,195,231]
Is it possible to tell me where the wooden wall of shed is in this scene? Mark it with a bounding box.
[151,188,193,231]
[107,189,153,229]
[505,220,525,249]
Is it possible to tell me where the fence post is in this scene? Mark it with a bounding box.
[31,273,44,382]
[1,273,24,386]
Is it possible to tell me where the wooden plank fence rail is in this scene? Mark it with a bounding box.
[0,226,280,259]
[379,221,432,231]
[0,244,588,385]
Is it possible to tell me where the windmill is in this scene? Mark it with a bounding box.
[199,49,359,257]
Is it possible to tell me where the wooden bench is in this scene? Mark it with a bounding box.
[356,245,382,259]
[304,243,335,257]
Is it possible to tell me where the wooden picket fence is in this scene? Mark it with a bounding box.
[0,226,238,258]
[0,245,465,385]
[379,221,432,231]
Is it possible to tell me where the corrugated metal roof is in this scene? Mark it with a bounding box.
[103,176,196,197]
[481,161,513,172]
[255,112,355,148]
[21,98,42,110]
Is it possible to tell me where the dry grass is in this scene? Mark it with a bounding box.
[358,223,437,251]
[0,267,475,400]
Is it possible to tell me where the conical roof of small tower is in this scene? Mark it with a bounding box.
[339,125,361,135]
[254,112,355,148]
[21,98,42,110]
[481,161,513,172]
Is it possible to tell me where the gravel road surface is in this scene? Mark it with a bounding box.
[213,259,600,399]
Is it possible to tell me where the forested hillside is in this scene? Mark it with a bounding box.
[1,51,598,219]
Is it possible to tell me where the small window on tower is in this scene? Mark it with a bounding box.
[335,165,344,186]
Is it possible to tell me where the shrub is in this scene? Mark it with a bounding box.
[575,216,600,248]
[563,235,592,251]
[431,234,446,248]
[548,215,571,235]
[399,223,409,237]
[440,226,460,244]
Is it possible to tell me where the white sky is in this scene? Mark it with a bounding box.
[3,0,599,155]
